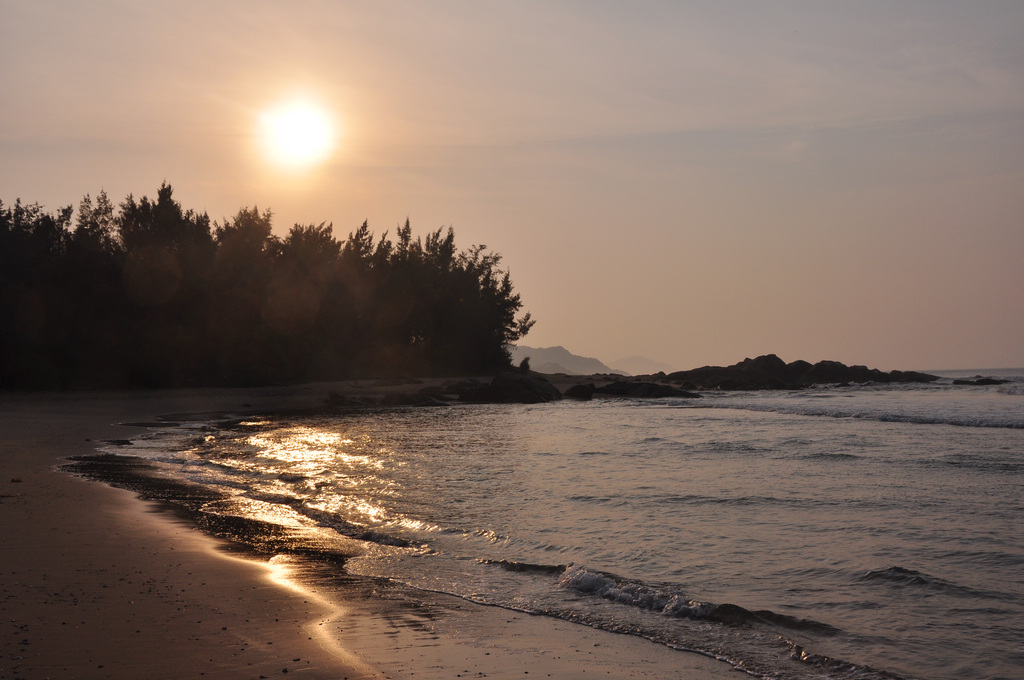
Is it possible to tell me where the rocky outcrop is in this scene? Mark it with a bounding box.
[666,354,938,390]
[952,377,1010,386]
[460,372,563,404]
[563,383,596,400]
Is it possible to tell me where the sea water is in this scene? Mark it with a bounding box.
[102,371,1024,680]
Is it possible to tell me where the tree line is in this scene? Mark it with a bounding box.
[1,183,534,389]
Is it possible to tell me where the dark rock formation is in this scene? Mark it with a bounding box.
[594,381,701,399]
[460,372,563,404]
[665,354,939,390]
[952,377,1010,386]
[563,383,596,400]
[442,378,489,394]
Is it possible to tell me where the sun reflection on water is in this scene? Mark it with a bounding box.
[232,496,309,528]
[173,418,442,545]
[245,427,384,470]
[231,423,423,530]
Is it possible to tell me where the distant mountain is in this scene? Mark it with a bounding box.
[508,345,626,376]
[611,355,675,375]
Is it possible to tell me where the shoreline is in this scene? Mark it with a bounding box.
[1,385,736,679]
[1,385,384,679]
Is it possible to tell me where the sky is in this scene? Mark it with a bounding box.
[3,1,1023,371]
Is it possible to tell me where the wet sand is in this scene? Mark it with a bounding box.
[1,384,736,679]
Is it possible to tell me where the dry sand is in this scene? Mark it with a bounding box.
[1,384,737,680]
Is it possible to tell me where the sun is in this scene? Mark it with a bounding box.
[259,100,337,169]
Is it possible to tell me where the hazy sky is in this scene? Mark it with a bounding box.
[3,1,1023,371]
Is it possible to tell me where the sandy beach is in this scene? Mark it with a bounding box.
[1,384,737,679]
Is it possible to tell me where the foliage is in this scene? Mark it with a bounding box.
[0,184,533,389]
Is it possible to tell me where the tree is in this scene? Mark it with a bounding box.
[117,182,212,256]
[0,185,536,388]
[73,190,117,255]
[0,199,74,387]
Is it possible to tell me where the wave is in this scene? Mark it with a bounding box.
[295,505,412,547]
[558,564,840,634]
[858,566,1017,602]
[648,492,847,510]
[860,565,948,589]
[567,494,616,504]
[802,451,863,460]
[700,393,1024,429]
[541,564,916,679]
[479,558,568,575]
[343,552,910,680]
[939,457,1024,474]
[867,411,1024,429]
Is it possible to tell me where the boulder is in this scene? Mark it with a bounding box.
[459,372,563,404]
[952,377,1010,386]
[563,383,596,400]
[442,378,489,394]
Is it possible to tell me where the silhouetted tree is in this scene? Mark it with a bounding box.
[73,191,117,255]
[112,184,215,385]
[0,199,74,387]
[0,185,534,388]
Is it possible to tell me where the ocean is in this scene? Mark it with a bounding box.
[85,370,1024,680]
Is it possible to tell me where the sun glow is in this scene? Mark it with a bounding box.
[259,99,337,169]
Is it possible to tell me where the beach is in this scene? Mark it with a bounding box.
[1,385,737,680]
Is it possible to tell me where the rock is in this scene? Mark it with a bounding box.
[563,383,596,400]
[459,372,563,404]
[416,385,459,400]
[800,360,881,385]
[442,378,489,394]
[785,359,813,377]
[666,355,939,390]
[952,377,1010,386]
[886,369,944,383]
[665,356,793,390]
